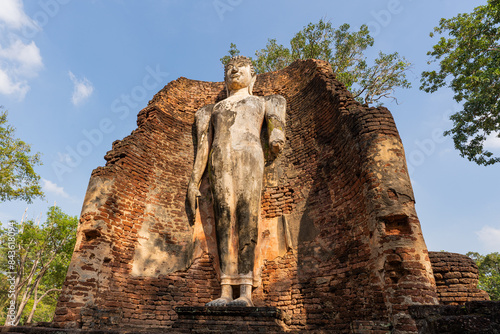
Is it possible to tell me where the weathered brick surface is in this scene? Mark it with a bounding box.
[53,59,440,333]
[429,252,490,305]
[410,301,500,334]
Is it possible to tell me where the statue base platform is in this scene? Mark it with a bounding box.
[173,306,288,333]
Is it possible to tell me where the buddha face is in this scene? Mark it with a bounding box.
[225,60,255,93]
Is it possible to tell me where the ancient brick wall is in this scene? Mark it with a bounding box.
[429,252,490,305]
[53,59,438,333]
[410,301,500,334]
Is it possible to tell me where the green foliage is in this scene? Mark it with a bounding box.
[290,20,336,62]
[0,108,44,203]
[467,251,500,301]
[219,43,242,68]
[331,23,372,92]
[221,19,412,106]
[0,206,78,325]
[421,0,500,165]
[255,39,292,74]
[355,51,412,106]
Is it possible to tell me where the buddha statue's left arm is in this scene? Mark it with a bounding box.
[264,95,286,154]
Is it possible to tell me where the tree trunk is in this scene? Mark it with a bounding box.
[25,282,39,324]
[26,287,61,324]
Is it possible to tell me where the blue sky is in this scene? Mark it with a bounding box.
[0,0,499,255]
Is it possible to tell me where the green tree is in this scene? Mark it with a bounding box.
[221,19,412,106]
[219,43,243,69]
[467,252,500,301]
[421,0,500,165]
[0,108,44,202]
[0,206,78,326]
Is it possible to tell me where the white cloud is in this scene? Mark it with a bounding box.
[0,39,43,99]
[476,225,500,253]
[0,1,43,100]
[484,132,500,150]
[42,178,69,198]
[0,40,42,74]
[0,0,34,30]
[0,67,29,98]
[69,71,94,106]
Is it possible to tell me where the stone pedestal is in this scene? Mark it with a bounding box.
[173,306,288,333]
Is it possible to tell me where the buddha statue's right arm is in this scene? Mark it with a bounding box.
[187,104,213,222]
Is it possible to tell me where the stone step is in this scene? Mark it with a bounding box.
[173,306,289,333]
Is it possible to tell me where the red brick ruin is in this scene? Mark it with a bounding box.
[50,60,489,333]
